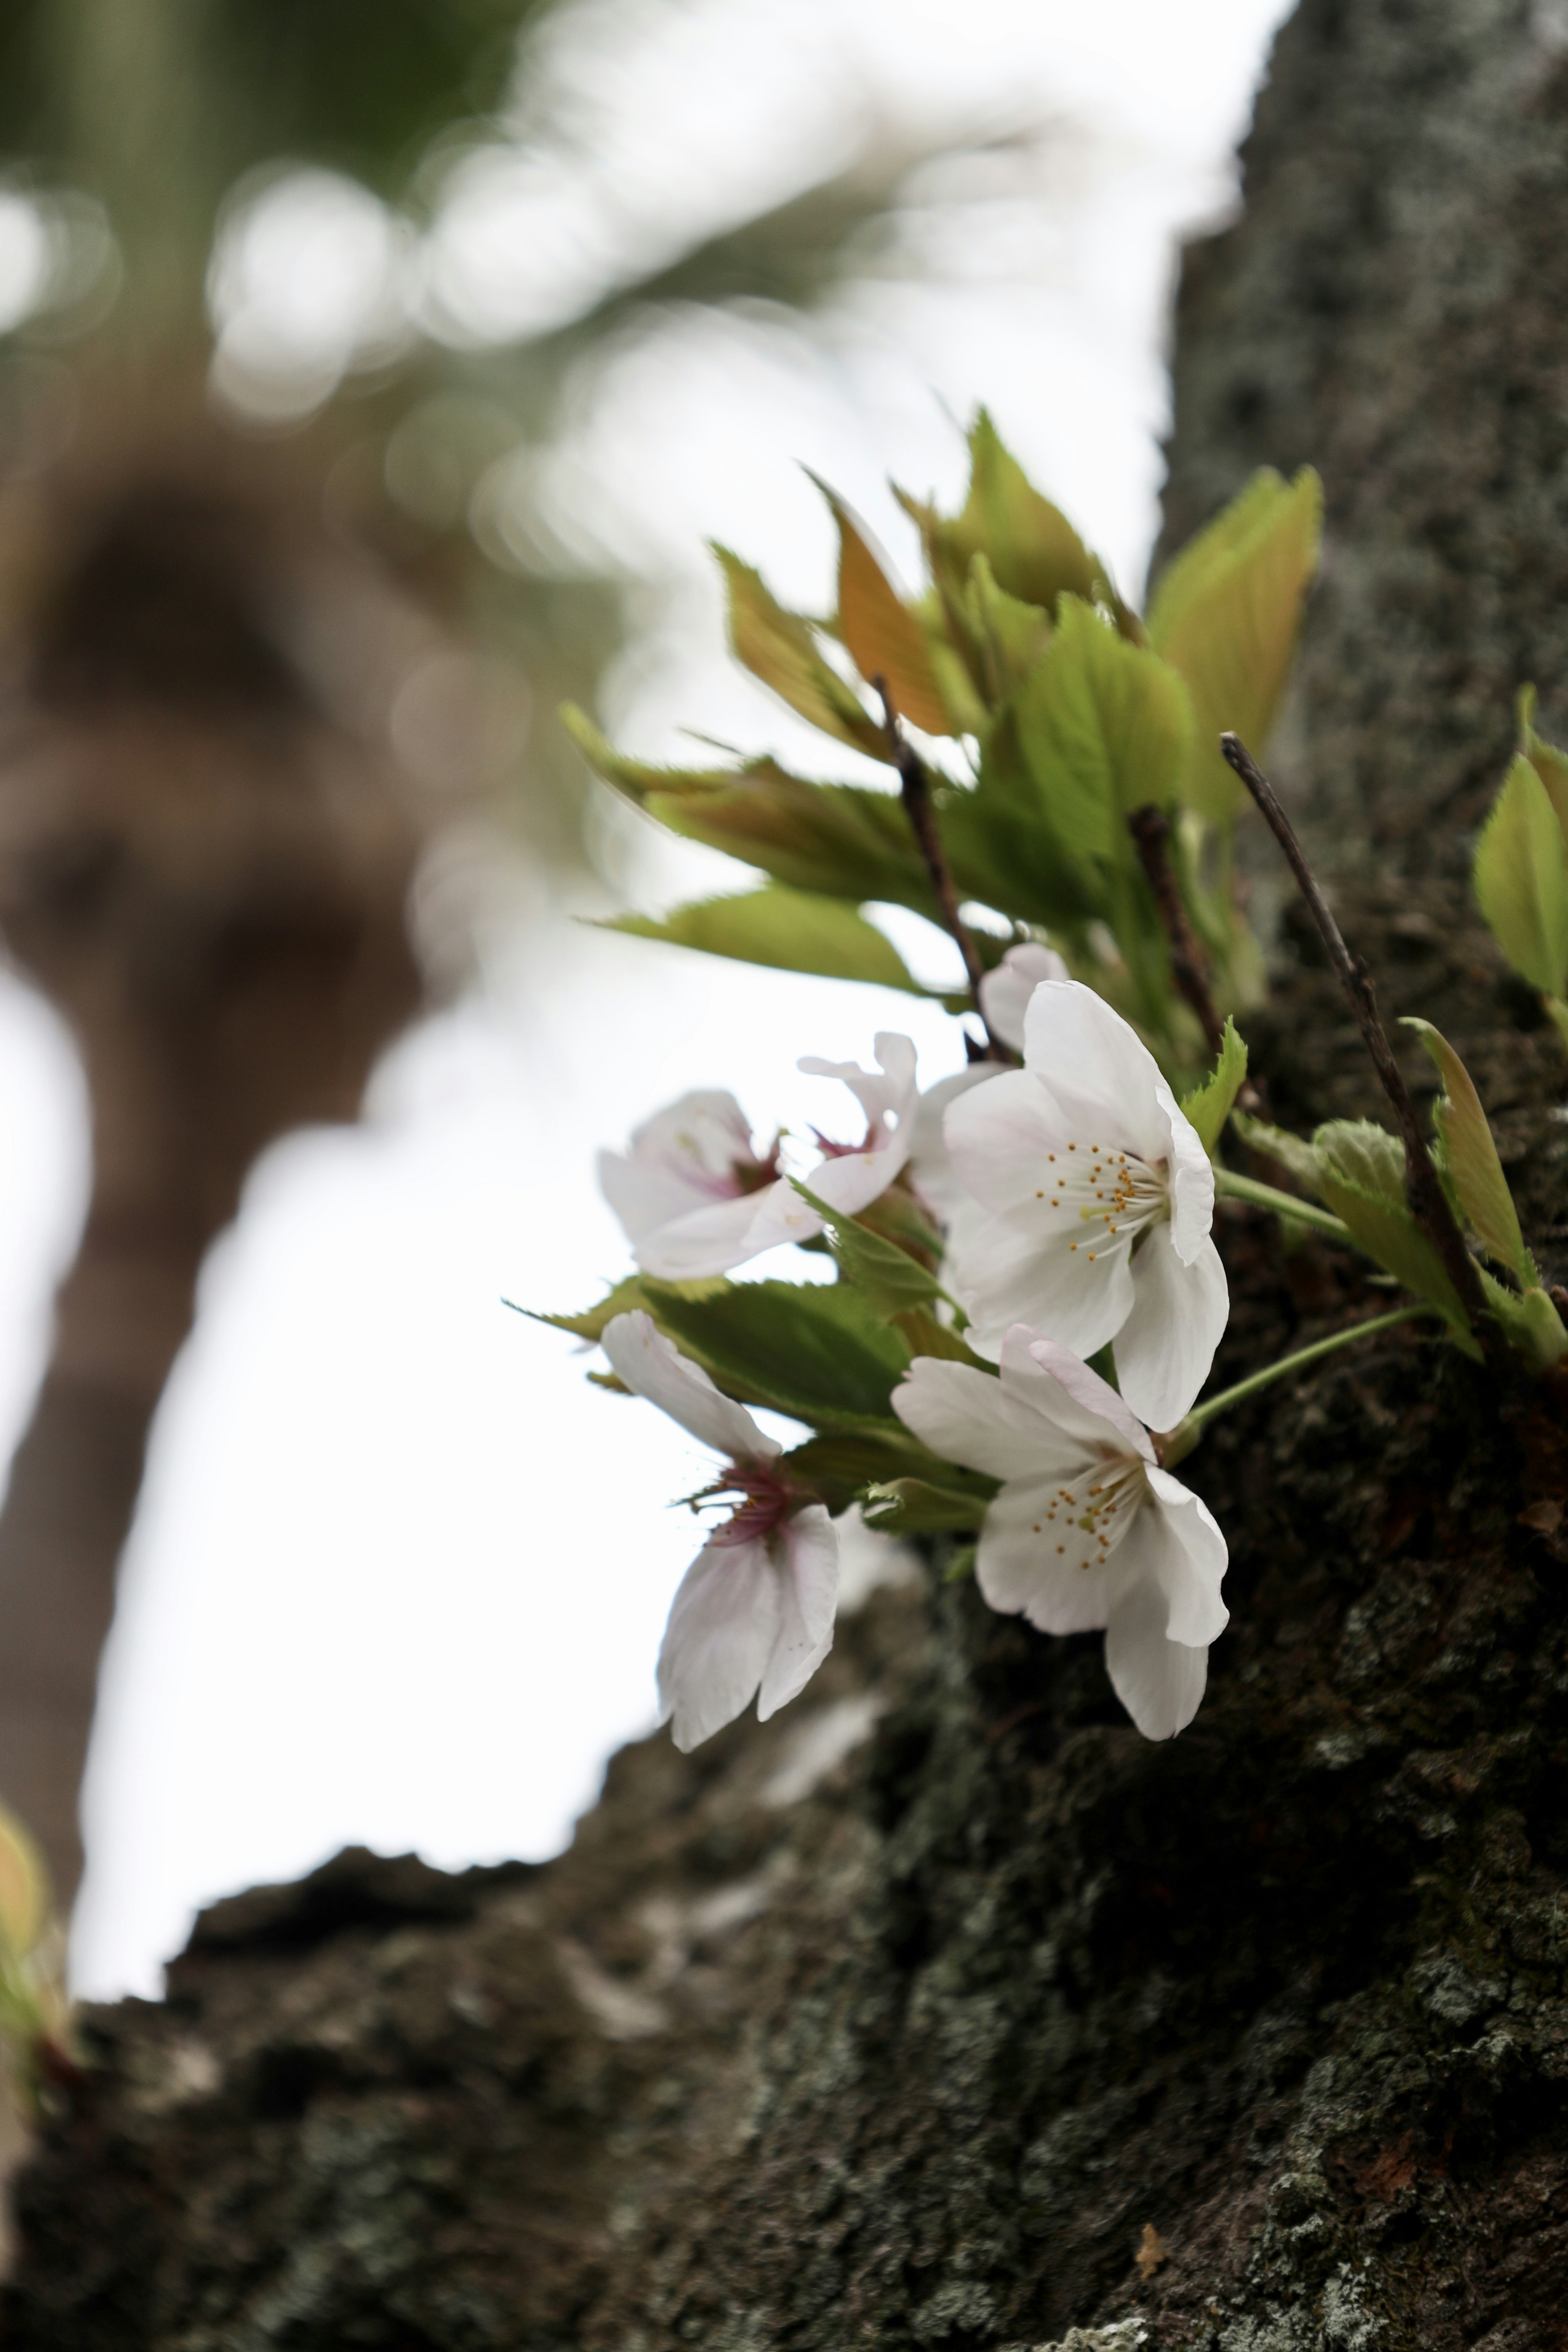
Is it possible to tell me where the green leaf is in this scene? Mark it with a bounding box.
[528,1274,722,1345]
[1179,1017,1248,1156]
[939,711,1107,929]
[889,1307,988,1365]
[562,709,935,912]
[1473,753,1568,997]
[1310,1121,1474,1339]
[1517,685,1568,840]
[789,1181,942,1318]
[1402,1018,1533,1283]
[813,481,951,736]
[713,547,885,756]
[644,1277,911,1432]
[1147,468,1322,823]
[779,1431,931,1515]
[601,887,922,993]
[1475,1265,1568,1369]
[863,1474,997,1534]
[1013,596,1194,865]
[939,411,1103,615]
[1229,1111,1323,1193]
[961,553,1051,704]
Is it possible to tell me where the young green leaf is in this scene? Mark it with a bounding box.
[789,1179,942,1318]
[813,481,951,736]
[1180,1018,1248,1157]
[562,709,936,912]
[862,1473,997,1534]
[939,410,1104,615]
[889,1306,988,1365]
[1147,467,1322,824]
[1473,753,1568,997]
[601,887,923,994]
[961,552,1051,703]
[1013,596,1194,866]
[1310,1120,1476,1345]
[1402,1018,1534,1283]
[1517,684,1568,839]
[1229,1110,1324,1193]
[1474,1265,1568,1369]
[779,1430,934,1516]
[712,546,885,757]
[644,1276,912,1432]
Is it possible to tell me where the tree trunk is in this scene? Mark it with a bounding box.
[8,4,1568,2345]
[0,446,424,1902]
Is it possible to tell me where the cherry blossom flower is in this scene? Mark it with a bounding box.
[601,1310,838,1749]
[979,939,1071,1054]
[893,1325,1227,1739]
[942,980,1228,1428]
[600,1035,918,1281]
[909,942,1070,1226]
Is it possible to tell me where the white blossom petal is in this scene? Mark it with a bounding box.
[1111,1225,1230,1429]
[1143,1464,1229,1647]
[1020,981,1169,1163]
[757,1505,839,1719]
[1103,1557,1209,1739]
[601,1310,778,1464]
[893,1354,1086,1484]
[797,1031,919,1215]
[943,1067,1074,1216]
[635,1179,820,1280]
[599,1089,764,1245]
[979,941,1071,1053]
[910,1064,997,1224]
[976,1473,1145,1633]
[657,1534,782,1751]
[1153,1080,1217,1265]
[1016,1332,1156,1462]
[950,1201,1136,1365]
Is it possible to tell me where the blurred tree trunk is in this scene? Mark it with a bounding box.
[10,4,1568,2347]
[0,433,423,1901]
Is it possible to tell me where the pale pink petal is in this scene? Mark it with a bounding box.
[657,1535,782,1751]
[1020,982,1168,1163]
[944,1068,1074,1216]
[635,1179,820,1279]
[949,1203,1135,1364]
[893,1352,1088,1483]
[601,1310,777,1463]
[1110,1226,1229,1430]
[1103,1568,1209,1739]
[979,941,1070,1053]
[977,1478,1124,1633]
[757,1506,840,1719]
[599,1089,758,1244]
[1152,1079,1216,1264]
[910,1065,997,1223]
[1015,1331,1156,1463]
[1143,1464,1229,1647]
[797,1032,919,1151]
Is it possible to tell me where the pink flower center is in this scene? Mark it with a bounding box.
[695,1459,800,1548]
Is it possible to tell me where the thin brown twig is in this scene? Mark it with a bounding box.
[875,677,1011,1060]
[1219,731,1488,1331]
[1126,803,1227,1058]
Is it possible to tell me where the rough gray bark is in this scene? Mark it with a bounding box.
[9,3,1568,2345]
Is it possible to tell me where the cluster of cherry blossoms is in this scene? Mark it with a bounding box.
[592,957,1229,1748]
[533,419,1566,1765]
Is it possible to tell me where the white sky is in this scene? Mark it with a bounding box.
[0,0,1297,1996]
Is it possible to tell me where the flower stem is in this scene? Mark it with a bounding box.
[1127,802,1226,1056]
[1218,732,1487,1333]
[874,677,1012,1062]
[1158,1305,1434,1467]
[1214,1167,1354,1245]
